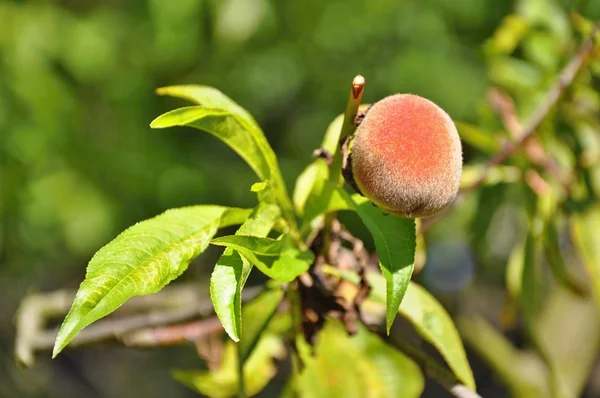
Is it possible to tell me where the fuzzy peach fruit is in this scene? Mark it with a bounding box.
[351,94,462,218]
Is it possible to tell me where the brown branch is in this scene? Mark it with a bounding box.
[422,30,598,233]
[120,317,224,347]
[464,32,597,193]
[15,283,261,365]
[486,87,573,191]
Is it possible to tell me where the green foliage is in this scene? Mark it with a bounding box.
[210,203,281,342]
[6,1,600,397]
[296,320,424,398]
[211,235,313,282]
[150,96,296,230]
[53,206,251,357]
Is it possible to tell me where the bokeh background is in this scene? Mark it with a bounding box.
[1,0,600,397]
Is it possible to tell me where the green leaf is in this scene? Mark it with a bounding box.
[367,274,476,390]
[506,232,541,329]
[52,206,250,357]
[572,205,600,310]
[150,104,296,230]
[155,85,256,125]
[210,204,280,342]
[293,159,329,216]
[321,113,345,154]
[303,180,354,227]
[173,334,285,398]
[294,110,364,224]
[544,218,587,296]
[240,284,284,361]
[296,320,424,398]
[211,235,313,282]
[351,194,416,334]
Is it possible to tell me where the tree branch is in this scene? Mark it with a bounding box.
[14,283,261,365]
[465,30,596,193]
[422,30,598,233]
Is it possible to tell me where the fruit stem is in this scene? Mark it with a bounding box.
[322,75,365,258]
[329,75,365,183]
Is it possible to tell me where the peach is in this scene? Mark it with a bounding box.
[351,94,462,218]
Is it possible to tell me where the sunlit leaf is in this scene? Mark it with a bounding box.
[294,109,366,224]
[302,180,354,226]
[156,85,256,125]
[351,194,416,334]
[173,334,285,398]
[211,235,313,282]
[572,205,600,310]
[297,320,424,398]
[210,204,280,341]
[367,274,476,390]
[151,104,296,229]
[293,159,329,216]
[53,206,251,357]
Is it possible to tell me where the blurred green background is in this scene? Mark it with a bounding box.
[1,0,599,397]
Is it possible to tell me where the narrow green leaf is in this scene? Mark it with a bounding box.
[211,235,313,282]
[150,107,271,180]
[173,334,285,398]
[321,113,345,154]
[544,218,587,296]
[506,233,542,329]
[52,206,250,357]
[150,104,296,231]
[303,180,354,226]
[297,320,424,398]
[572,205,600,310]
[239,284,284,361]
[210,204,280,342]
[212,235,289,256]
[351,194,416,334]
[155,85,256,126]
[367,274,476,390]
[294,110,364,224]
[293,159,329,216]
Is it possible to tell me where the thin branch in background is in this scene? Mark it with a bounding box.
[421,30,599,233]
[486,87,573,191]
[15,284,261,365]
[464,31,597,193]
[120,317,224,347]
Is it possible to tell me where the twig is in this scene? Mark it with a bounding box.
[486,87,572,191]
[15,284,261,364]
[120,317,224,347]
[237,342,247,398]
[321,75,365,258]
[465,32,596,193]
[422,31,598,233]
